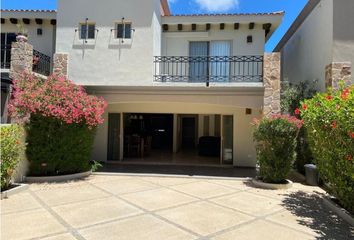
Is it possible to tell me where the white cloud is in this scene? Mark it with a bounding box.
[194,0,239,12]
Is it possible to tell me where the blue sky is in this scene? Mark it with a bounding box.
[1,0,308,51]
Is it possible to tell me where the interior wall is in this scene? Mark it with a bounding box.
[91,102,261,167]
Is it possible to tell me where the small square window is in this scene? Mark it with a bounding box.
[80,23,95,39]
[116,23,132,39]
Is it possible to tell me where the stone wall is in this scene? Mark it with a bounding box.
[325,62,352,89]
[53,53,69,77]
[9,42,33,80]
[263,53,281,117]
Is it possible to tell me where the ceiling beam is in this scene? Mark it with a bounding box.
[9,18,18,24]
[220,23,225,30]
[22,18,30,24]
[191,23,196,31]
[249,22,255,29]
[206,23,211,31]
[234,23,239,30]
[35,18,43,25]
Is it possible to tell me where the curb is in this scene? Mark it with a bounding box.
[25,171,92,183]
[322,197,354,226]
[1,183,29,199]
[251,178,293,190]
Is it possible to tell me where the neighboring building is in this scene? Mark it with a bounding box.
[274,0,354,91]
[1,9,56,123]
[1,0,284,167]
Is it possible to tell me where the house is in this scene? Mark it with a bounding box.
[274,0,353,91]
[1,0,284,167]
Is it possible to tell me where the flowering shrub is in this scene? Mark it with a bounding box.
[253,115,303,183]
[9,73,107,127]
[9,73,107,176]
[300,85,354,213]
[0,125,25,190]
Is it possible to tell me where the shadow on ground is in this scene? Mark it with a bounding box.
[98,163,257,178]
[282,191,354,240]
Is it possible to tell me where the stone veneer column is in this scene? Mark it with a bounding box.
[325,62,352,89]
[53,53,69,77]
[263,53,281,117]
[9,42,33,80]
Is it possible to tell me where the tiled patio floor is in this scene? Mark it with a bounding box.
[1,174,353,240]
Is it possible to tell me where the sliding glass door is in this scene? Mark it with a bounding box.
[189,41,209,82]
[210,41,231,82]
[189,41,231,82]
[221,115,233,165]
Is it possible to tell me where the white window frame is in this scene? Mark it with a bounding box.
[115,22,132,39]
[79,22,96,40]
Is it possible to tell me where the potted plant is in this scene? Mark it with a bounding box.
[16,23,28,42]
[252,114,303,189]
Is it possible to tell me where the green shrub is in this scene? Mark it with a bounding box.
[253,115,303,183]
[300,85,354,213]
[26,114,96,176]
[281,81,316,173]
[0,124,25,190]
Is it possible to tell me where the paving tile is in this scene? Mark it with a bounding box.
[207,179,252,191]
[52,196,142,228]
[140,176,198,186]
[29,180,88,192]
[170,181,238,199]
[1,209,66,240]
[212,220,313,240]
[210,191,283,216]
[246,187,300,200]
[79,214,196,240]
[34,183,109,206]
[266,210,321,237]
[157,201,253,236]
[120,188,197,211]
[1,192,42,214]
[92,178,159,195]
[40,233,77,240]
[86,175,133,184]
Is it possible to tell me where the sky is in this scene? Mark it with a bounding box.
[1,0,309,52]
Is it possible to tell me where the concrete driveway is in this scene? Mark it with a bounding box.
[1,174,353,240]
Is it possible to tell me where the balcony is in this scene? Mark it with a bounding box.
[1,45,51,76]
[153,55,263,83]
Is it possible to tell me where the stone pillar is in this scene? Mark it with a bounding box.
[263,53,281,117]
[53,53,68,77]
[9,42,33,80]
[325,62,352,89]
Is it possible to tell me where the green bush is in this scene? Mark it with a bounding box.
[0,124,25,190]
[253,115,302,183]
[26,115,96,176]
[301,85,354,213]
[281,81,316,173]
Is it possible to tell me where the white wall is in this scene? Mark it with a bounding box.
[332,0,354,83]
[1,11,56,58]
[281,0,333,91]
[56,0,161,86]
[91,102,261,167]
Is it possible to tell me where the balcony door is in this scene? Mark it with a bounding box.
[189,41,209,82]
[210,41,231,82]
[189,41,231,83]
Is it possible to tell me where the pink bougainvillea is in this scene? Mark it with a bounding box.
[9,73,107,127]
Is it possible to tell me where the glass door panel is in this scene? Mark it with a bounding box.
[107,113,120,161]
[210,41,231,82]
[222,115,233,165]
[189,41,209,82]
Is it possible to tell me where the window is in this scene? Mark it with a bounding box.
[80,23,95,39]
[116,23,131,39]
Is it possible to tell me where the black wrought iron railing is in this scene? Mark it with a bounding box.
[1,44,11,69]
[32,49,51,76]
[154,55,263,83]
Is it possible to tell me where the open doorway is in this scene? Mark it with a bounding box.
[123,113,173,159]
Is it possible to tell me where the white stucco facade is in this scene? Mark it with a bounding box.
[279,0,333,91]
[1,10,56,58]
